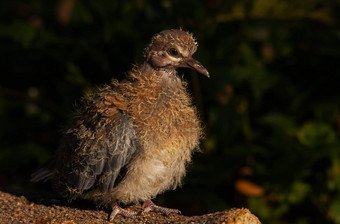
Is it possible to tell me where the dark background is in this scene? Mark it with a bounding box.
[1,1,340,223]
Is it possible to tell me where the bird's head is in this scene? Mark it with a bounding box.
[144,29,209,78]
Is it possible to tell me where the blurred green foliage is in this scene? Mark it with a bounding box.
[1,0,340,223]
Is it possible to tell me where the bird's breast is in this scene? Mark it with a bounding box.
[130,86,201,157]
[109,85,202,203]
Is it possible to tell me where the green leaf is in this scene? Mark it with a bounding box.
[0,21,36,48]
[260,112,295,133]
[329,197,340,223]
[297,122,337,148]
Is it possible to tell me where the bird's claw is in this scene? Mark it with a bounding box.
[109,203,138,220]
[142,199,181,216]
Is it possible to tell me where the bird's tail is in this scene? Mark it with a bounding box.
[31,159,56,182]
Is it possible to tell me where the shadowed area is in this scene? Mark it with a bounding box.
[1,1,340,223]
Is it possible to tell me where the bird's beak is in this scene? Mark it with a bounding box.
[183,57,210,78]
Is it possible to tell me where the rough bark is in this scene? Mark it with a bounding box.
[0,189,261,224]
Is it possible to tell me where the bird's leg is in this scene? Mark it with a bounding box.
[109,203,137,220]
[142,199,181,216]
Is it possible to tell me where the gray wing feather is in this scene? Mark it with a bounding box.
[33,109,140,200]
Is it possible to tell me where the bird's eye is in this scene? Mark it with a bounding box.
[168,48,179,57]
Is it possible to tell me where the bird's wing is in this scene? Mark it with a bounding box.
[34,86,139,198]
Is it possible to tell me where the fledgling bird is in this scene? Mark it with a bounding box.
[31,29,209,220]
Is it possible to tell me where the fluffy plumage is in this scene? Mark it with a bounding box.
[31,29,209,220]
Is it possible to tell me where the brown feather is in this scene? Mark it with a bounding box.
[31,29,209,211]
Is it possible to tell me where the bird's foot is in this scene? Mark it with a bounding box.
[142,199,181,216]
[109,203,138,220]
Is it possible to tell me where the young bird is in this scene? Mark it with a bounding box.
[31,29,209,220]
